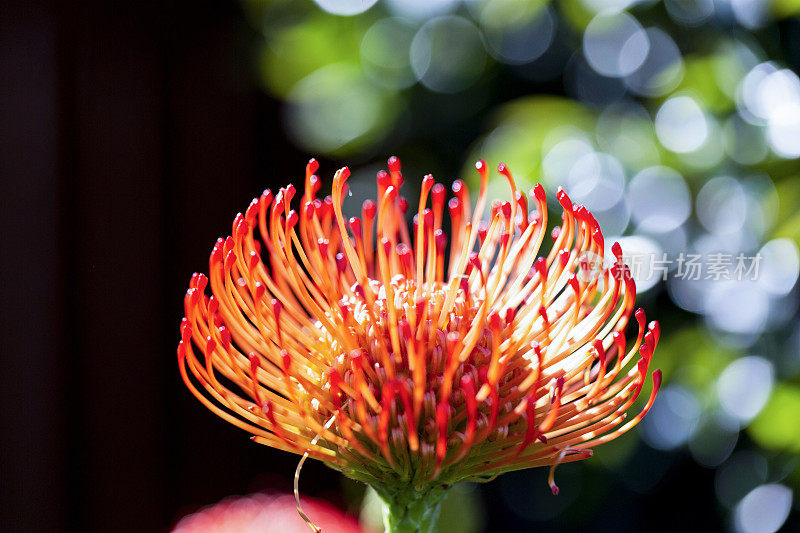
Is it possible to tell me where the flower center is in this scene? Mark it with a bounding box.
[318,276,525,471]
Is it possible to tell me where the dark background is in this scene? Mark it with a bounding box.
[1,1,795,532]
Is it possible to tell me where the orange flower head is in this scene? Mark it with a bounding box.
[178,157,661,495]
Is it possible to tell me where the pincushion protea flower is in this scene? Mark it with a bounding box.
[178,157,661,532]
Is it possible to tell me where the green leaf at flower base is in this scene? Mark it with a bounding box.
[360,484,484,533]
[432,483,484,533]
[748,384,800,453]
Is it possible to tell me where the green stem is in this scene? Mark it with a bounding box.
[374,485,447,533]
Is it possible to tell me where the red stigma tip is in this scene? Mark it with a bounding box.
[304,201,315,221]
[593,339,606,363]
[349,217,362,237]
[423,209,433,229]
[248,250,260,270]
[317,238,329,257]
[180,320,191,342]
[398,319,411,341]
[286,210,299,230]
[644,329,654,347]
[557,187,573,213]
[387,156,401,173]
[478,224,488,244]
[307,158,319,176]
[468,254,482,273]
[558,249,570,267]
[592,228,604,249]
[245,199,259,227]
[272,196,285,218]
[335,253,347,274]
[354,284,367,302]
[612,242,623,262]
[363,199,377,220]
[448,197,461,217]
[223,251,236,272]
[533,184,546,203]
[207,296,219,315]
[284,184,296,202]
[219,326,231,350]
[377,170,391,189]
[254,282,266,301]
[452,179,466,201]
[271,298,283,319]
[205,336,216,356]
[640,343,652,361]
[491,200,502,219]
[281,349,291,373]
[501,201,512,220]
[533,342,542,358]
[435,229,447,252]
[210,243,223,265]
[223,236,235,256]
[649,321,661,344]
[195,273,208,293]
[309,174,321,195]
[489,311,503,331]
[187,287,199,307]
[498,163,513,181]
[535,257,547,278]
[459,277,470,294]
[233,212,246,238]
[538,305,548,322]
[635,309,646,329]
[432,183,445,205]
[567,274,579,294]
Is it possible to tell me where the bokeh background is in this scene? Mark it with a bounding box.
[2,0,800,531]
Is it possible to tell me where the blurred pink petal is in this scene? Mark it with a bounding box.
[173,493,364,533]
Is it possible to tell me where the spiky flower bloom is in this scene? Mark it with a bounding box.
[178,157,661,532]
